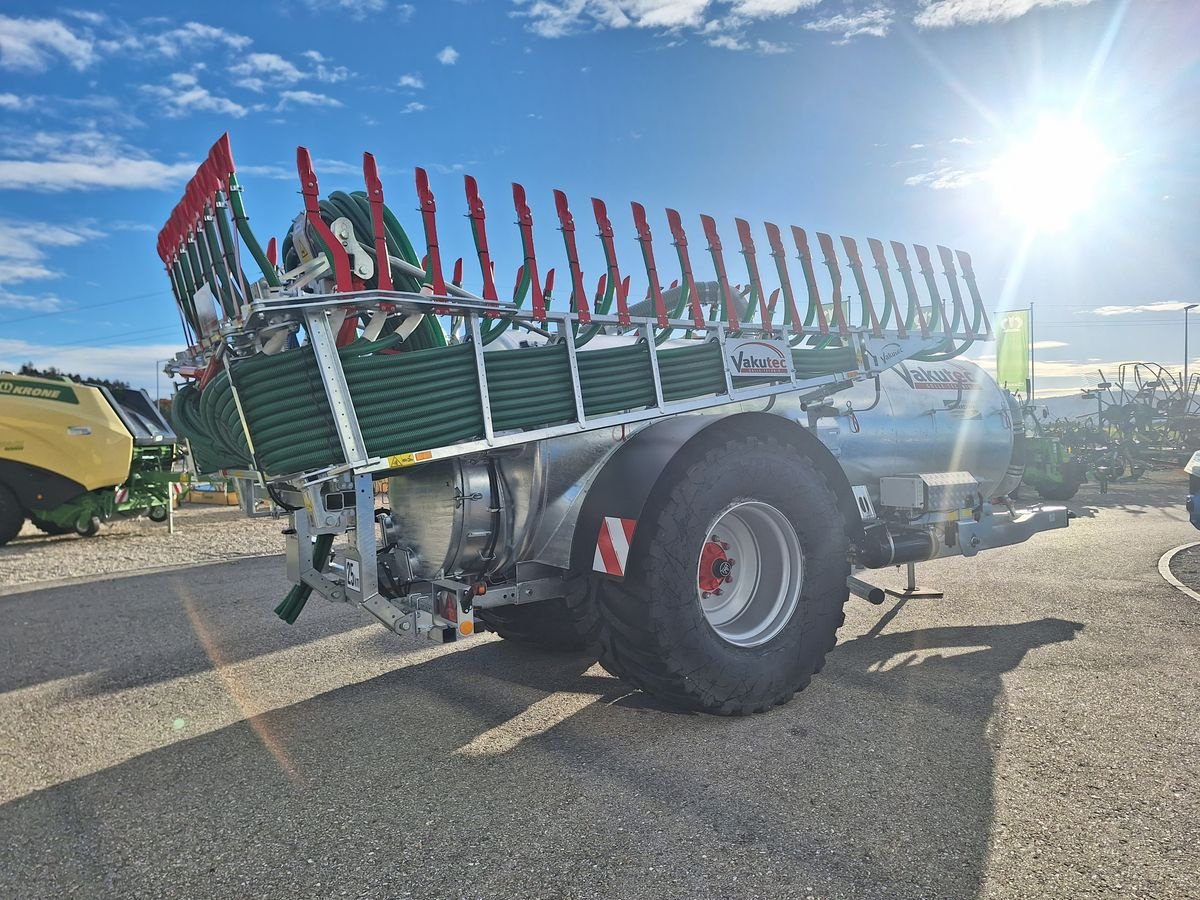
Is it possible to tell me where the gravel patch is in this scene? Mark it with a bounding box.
[0,505,286,588]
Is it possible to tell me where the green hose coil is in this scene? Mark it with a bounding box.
[173,193,860,478]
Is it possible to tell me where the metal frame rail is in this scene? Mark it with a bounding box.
[218,287,962,488]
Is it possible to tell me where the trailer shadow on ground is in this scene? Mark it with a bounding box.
[0,557,367,695]
[0,614,1083,900]
[1059,473,1186,520]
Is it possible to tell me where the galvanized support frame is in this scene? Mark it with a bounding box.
[214,287,907,487]
[466,312,495,444]
[302,307,369,467]
[641,323,666,413]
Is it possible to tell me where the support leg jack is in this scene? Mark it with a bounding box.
[884,562,944,600]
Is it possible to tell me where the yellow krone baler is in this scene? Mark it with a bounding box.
[0,373,180,545]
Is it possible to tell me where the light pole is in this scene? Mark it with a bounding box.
[1186,305,1198,406]
[155,359,172,406]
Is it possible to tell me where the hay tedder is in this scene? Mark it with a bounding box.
[156,134,1067,713]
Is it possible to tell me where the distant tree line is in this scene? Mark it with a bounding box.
[18,362,130,392]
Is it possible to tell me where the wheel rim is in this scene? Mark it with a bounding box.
[696,500,804,648]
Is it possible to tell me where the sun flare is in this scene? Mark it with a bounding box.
[992,119,1114,232]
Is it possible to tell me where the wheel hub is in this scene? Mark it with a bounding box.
[696,501,804,648]
[698,540,735,594]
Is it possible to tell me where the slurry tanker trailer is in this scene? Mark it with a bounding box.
[158,135,1067,714]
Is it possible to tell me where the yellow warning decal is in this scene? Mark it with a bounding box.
[388,450,434,468]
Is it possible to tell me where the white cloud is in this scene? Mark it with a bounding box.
[0,220,104,285]
[302,0,389,19]
[314,61,350,83]
[0,290,65,312]
[304,0,384,15]
[312,158,365,176]
[142,77,247,118]
[517,0,713,37]
[230,52,304,88]
[436,45,460,64]
[233,51,350,90]
[400,101,427,113]
[515,0,811,50]
[914,0,1096,29]
[0,129,195,192]
[0,265,57,282]
[804,6,893,42]
[707,33,749,49]
[0,158,197,192]
[755,38,789,53]
[0,339,184,391]
[63,9,108,26]
[950,136,977,144]
[276,90,343,109]
[1091,301,1199,317]
[904,161,989,190]
[398,73,425,89]
[237,164,294,180]
[731,0,819,16]
[0,93,34,111]
[1032,340,1068,350]
[397,3,416,21]
[0,14,97,71]
[143,22,251,57]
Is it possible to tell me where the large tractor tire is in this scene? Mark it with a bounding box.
[592,436,850,715]
[1037,481,1081,502]
[0,483,22,547]
[1037,462,1084,502]
[475,575,600,651]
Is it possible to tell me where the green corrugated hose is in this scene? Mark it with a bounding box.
[274,533,334,624]
[172,195,859,479]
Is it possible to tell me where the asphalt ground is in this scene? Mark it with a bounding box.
[1,473,1197,899]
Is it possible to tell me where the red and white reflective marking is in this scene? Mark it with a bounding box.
[593,516,636,577]
[114,487,128,504]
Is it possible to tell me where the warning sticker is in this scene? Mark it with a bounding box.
[388,450,434,468]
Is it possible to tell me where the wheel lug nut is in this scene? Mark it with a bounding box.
[713,588,722,596]
[725,576,733,583]
[701,591,710,599]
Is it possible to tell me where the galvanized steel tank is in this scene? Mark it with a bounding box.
[815,358,1022,500]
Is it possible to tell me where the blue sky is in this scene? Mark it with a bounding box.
[0,0,1196,396]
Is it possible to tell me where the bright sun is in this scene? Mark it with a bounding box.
[991,119,1114,232]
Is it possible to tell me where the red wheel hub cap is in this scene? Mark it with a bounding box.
[698,540,734,594]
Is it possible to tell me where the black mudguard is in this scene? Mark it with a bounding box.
[570,411,858,576]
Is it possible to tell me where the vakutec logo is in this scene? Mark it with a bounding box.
[732,342,789,375]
